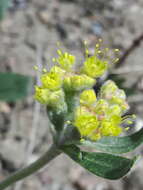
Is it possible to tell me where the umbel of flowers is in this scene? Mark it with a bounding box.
[35,42,133,142]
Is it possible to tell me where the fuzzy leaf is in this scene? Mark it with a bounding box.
[80,128,143,154]
[62,145,136,180]
[0,72,32,102]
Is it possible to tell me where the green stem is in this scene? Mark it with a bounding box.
[0,144,61,190]
[65,92,79,121]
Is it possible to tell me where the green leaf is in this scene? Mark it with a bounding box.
[0,0,11,20]
[0,72,32,102]
[80,128,143,154]
[62,145,136,180]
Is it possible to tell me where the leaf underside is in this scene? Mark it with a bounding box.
[63,145,136,180]
[80,128,143,154]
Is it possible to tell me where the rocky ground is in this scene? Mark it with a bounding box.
[0,0,143,190]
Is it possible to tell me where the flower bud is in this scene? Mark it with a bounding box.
[63,74,95,91]
[41,72,62,91]
[34,86,51,104]
[100,80,118,99]
[35,87,67,111]
[100,80,129,113]
[80,89,96,106]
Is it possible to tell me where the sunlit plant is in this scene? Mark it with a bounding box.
[1,40,143,190]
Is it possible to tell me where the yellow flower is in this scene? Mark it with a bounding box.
[100,115,122,136]
[80,89,96,106]
[41,72,62,91]
[74,114,100,140]
[63,74,95,91]
[74,106,100,140]
[107,105,122,116]
[34,86,50,104]
[35,87,66,110]
[75,106,93,117]
[81,56,108,78]
[56,50,75,71]
[74,96,124,141]
[94,99,109,116]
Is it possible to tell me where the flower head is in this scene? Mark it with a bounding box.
[41,72,63,91]
[81,56,108,78]
[73,79,132,141]
[34,86,51,104]
[34,42,134,142]
[35,87,66,111]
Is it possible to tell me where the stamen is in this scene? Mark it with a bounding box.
[83,41,89,58]
[97,50,102,54]
[96,43,100,48]
[52,58,56,62]
[42,68,47,73]
[114,58,119,63]
[33,65,39,71]
[125,127,129,131]
[114,49,120,52]
[57,49,62,56]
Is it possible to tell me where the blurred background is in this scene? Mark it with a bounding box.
[0,0,143,190]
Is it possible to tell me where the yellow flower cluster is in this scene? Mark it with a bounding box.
[74,81,130,141]
[34,43,132,141]
[35,50,97,108]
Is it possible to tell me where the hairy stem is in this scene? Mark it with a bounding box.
[0,144,61,190]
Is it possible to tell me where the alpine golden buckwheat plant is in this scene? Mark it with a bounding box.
[0,41,142,190]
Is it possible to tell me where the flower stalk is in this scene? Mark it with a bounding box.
[0,144,61,190]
